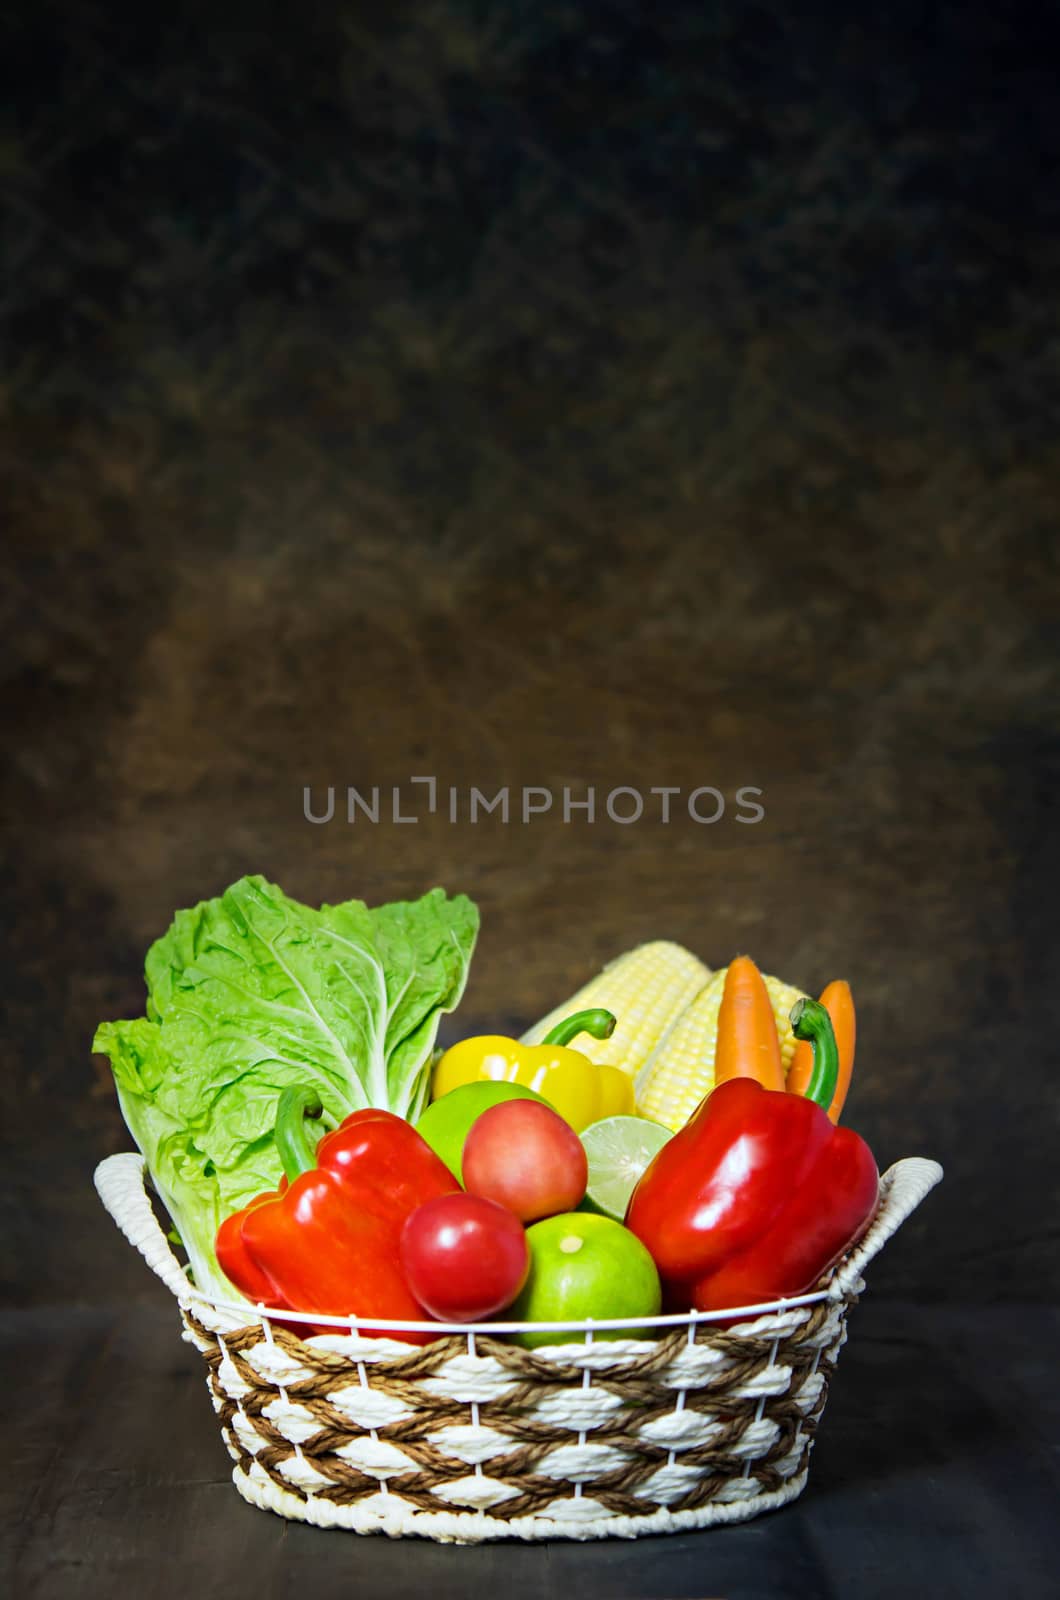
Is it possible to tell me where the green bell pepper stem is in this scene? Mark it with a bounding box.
[275,1086,325,1183]
[543,1008,617,1048]
[790,998,839,1110]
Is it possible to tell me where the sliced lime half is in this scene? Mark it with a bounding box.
[580,1115,672,1221]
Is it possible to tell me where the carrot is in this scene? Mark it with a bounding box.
[786,978,856,1123]
[714,956,785,1091]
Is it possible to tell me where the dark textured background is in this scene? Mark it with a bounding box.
[5,7,1060,1596]
[3,3,1058,1315]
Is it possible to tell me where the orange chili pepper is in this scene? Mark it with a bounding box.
[786,978,856,1123]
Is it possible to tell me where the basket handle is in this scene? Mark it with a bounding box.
[94,1152,197,1302]
[95,1150,943,1314]
[827,1156,943,1299]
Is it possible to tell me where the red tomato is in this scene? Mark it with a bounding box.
[399,1193,529,1322]
[462,1099,588,1222]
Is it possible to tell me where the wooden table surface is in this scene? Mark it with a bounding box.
[3,4,1058,1595]
[6,1299,1058,1600]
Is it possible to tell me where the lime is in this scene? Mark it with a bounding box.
[579,1115,672,1221]
[415,1080,547,1181]
[507,1212,662,1346]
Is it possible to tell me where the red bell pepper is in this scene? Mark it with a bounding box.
[626,999,879,1313]
[215,1089,459,1341]
[215,1190,280,1306]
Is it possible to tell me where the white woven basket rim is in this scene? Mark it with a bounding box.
[94,1152,943,1337]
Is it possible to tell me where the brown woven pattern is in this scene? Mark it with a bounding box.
[184,1295,851,1520]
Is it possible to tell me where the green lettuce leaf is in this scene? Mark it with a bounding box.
[94,876,478,1299]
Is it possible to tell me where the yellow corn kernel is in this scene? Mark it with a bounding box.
[634,966,809,1132]
[520,941,711,1080]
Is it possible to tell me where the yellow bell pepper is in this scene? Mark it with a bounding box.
[431,1009,635,1132]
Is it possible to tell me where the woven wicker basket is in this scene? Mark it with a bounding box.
[95,1152,941,1543]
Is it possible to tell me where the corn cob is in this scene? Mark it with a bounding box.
[520,941,711,1080]
[634,966,809,1132]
